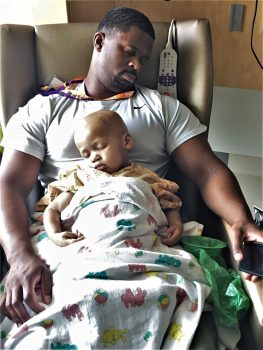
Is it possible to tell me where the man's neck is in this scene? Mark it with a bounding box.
[84,77,135,100]
[84,77,116,100]
[84,76,135,100]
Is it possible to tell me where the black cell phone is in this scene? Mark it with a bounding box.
[238,241,263,278]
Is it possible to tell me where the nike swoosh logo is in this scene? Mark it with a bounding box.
[133,104,145,110]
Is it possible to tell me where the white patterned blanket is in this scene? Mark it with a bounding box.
[1,177,210,349]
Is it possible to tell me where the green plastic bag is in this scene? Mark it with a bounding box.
[181,236,250,327]
[198,249,250,327]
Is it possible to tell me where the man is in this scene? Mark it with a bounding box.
[0,7,262,326]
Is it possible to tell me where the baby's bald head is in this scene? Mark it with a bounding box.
[74,110,128,145]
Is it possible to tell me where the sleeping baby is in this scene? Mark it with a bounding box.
[43,110,183,248]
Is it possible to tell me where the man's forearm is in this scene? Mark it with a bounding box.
[199,165,252,226]
[0,187,35,265]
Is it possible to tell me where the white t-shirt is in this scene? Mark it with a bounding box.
[2,83,206,187]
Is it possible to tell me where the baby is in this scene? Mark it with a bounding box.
[43,110,183,247]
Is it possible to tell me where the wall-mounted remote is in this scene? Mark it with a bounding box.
[157,19,177,98]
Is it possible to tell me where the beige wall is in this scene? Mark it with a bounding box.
[0,0,68,25]
[67,0,263,90]
[228,154,262,214]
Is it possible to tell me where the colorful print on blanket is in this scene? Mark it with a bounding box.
[0,178,210,349]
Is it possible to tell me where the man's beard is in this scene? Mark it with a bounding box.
[111,70,137,92]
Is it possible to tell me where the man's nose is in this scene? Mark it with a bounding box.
[128,58,141,71]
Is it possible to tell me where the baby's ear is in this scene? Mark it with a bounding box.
[123,132,134,150]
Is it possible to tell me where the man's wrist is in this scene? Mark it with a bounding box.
[6,243,36,265]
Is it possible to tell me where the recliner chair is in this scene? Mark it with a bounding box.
[0,19,261,349]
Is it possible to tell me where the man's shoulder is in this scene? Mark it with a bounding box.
[134,84,160,96]
[134,84,178,107]
[29,91,66,106]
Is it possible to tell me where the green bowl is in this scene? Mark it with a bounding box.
[180,236,227,257]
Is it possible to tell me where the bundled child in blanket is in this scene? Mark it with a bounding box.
[43,110,183,247]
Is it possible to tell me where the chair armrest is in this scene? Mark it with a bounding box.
[242,278,263,325]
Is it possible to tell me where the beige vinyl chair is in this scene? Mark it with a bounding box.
[0,20,261,349]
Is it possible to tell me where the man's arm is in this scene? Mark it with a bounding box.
[0,149,52,324]
[172,134,263,280]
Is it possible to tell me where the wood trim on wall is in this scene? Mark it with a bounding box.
[66,0,263,90]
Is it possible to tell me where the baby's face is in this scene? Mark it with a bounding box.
[75,127,130,174]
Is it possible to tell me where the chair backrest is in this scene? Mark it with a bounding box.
[0,19,213,130]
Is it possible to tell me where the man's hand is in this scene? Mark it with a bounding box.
[230,220,263,282]
[48,231,84,247]
[0,253,52,324]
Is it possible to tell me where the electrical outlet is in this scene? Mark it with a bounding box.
[229,4,245,32]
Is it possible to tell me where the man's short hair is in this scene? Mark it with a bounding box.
[97,7,155,40]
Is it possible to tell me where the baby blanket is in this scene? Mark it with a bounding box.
[1,177,210,349]
[36,162,182,211]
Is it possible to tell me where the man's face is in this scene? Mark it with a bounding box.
[95,26,154,94]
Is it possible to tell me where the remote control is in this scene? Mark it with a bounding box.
[157,19,177,98]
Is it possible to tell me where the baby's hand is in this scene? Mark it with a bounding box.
[48,231,84,247]
[160,224,183,246]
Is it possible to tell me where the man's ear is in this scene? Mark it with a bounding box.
[93,32,105,51]
[123,132,134,150]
